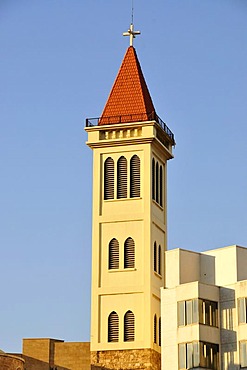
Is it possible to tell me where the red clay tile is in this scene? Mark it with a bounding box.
[99,46,155,125]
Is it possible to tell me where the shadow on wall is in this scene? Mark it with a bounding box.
[23,356,70,370]
[220,287,238,370]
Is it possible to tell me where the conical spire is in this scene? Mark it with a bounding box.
[99,46,155,125]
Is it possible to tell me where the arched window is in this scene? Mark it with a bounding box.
[124,310,135,342]
[104,157,114,200]
[152,158,155,200]
[130,155,140,198]
[108,311,119,342]
[124,237,135,268]
[117,156,127,199]
[159,317,161,346]
[154,314,157,344]
[160,165,163,207]
[154,242,157,272]
[158,245,162,275]
[155,162,159,203]
[108,238,119,269]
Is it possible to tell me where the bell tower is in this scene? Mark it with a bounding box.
[85,24,175,370]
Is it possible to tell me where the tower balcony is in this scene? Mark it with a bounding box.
[85,112,176,146]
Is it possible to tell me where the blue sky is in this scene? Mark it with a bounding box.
[0,0,247,353]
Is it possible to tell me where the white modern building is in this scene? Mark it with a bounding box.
[161,245,247,370]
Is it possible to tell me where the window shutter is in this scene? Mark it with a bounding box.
[124,310,135,341]
[155,162,159,203]
[152,158,155,200]
[117,156,127,199]
[159,317,161,346]
[154,314,157,344]
[159,165,163,207]
[158,245,162,275]
[104,157,114,200]
[108,311,119,342]
[108,238,119,269]
[154,242,157,272]
[124,237,135,268]
[130,155,140,198]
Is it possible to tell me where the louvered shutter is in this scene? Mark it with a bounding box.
[108,239,119,269]
[108,311,119,342]
[152,158,155,200]
[104,158,114,200]
[158,317,161,346]
[154,315,157,344]
[117,156,127,199]
[124,311,135,342]
[159,165,163,207]
[155,162,159,203]
[124,237,135,268]
[154,242,157,272]
[158,245,162,275]
[130,155,140,198]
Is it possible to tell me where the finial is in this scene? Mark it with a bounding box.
[123,23,141,46]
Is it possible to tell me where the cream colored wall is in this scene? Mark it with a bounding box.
[203,245,238,286]
[161,282,220,370]
[86,120,173,353]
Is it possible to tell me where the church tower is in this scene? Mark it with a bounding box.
[85,24,175,370]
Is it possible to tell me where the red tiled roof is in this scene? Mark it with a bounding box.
[99,46,155,125]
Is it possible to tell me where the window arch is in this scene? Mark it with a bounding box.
[108,311,119,342]
[108,238,119,269]
[117,156,127,199]
[152,158,155,200]
[124,310,135,341]
[158,245,162,275]
[104,157,114,200]
[154,314,157,344]
[130,155,140,198]
[160,165,163,207]
[159,317,161,346]
[155,162,159,203]
[124,237,135,268]
[154,242,157,272]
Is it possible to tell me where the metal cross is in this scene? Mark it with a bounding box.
[123,23,141,46]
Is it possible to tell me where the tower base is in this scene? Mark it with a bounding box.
[91,349,160,370]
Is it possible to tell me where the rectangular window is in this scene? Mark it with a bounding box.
[178,301,185,327]
[178,298,217,327]
[240,341,247,368]
[199,299,218,327]
[179,341,218,370]
[238,297,247,324]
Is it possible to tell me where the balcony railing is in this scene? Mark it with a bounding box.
[85,111,175,145]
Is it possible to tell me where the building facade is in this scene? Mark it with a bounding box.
[161,245,247,370]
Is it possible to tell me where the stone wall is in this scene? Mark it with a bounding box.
[22,338,90,370]
[54,342,90,370]
[91,349,161,370]
[0,354,25,370]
